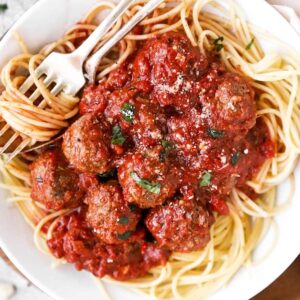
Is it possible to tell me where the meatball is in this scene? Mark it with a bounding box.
[79,83,110,115]
[105,87,165,147]
[167,107,206,157]
[130,102,165,146]
[105,57,133,90]
[63,113,113,174]
[104,87,137,124]
[145,199,212,252]
[85,181,141,244]
[48,212,170,281]
[30,149,83,211]
[118,146,181,208]
[132,32,209,110]
[209,73,256,132]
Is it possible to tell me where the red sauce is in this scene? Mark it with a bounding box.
[29,32,275,280]
[47,211,170,280]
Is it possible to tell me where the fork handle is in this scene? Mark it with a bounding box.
[85,0,164,83]
[73,0,135,61]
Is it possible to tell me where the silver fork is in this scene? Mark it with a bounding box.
[1,0,163,161]
[85,0,164,82]
[0,0,135,160]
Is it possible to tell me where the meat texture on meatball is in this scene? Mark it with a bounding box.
[48,212,170,281]
[205,73,256,133]
[85,180,141,244]
[63,113,113,174]
[118,146,181,208]
[105,87,165,147]
[132,32,209,111]
[145,199,212,252]
[30,149,83,211]
[79,83,110,115]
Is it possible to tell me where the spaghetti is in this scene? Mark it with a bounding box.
[0,0,300,299]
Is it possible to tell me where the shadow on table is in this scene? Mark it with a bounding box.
[252,256,300,300]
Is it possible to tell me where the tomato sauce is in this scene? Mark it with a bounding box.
[30,31,276,280]
[47,211,170,280]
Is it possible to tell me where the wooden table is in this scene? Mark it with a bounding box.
[1,247,300,299]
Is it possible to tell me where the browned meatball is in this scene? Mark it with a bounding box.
[79,83,110,115]
[130,102,165,146]
[85,181,141,244]
[211,73,256,132]
[132,32,209,110]
[48,212,170,281]
[63,113,113,174]
[105,87,165,147]
[145,199,212,252]
[118,146,181,208]
[30,149,83,211]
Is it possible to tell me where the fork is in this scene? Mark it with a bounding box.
[0,0,135,160]
[0,0,164,162]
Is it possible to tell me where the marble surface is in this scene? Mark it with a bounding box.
[0,0,299,300]
[0,0,38,37]
[0,253,51,300]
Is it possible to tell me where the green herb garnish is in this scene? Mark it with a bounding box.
[130,171,161,194]
[213,36,224,52]
[128,204,137,212]
[246,38,255,50]
[207,128,224,139]
[231,151,241,166]
[111,124,126,145]
[117,231,132,240]
[121,103,135,123]
[160,140,174,161]
[200,171,213,187]
[0,4,8,12]
[118,216,129,225]
[161,140,172,149]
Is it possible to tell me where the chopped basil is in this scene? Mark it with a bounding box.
[213,37,224,52]
[117,231,132,240]
[215,44,224,52]
[111,124,126,145]
[160,140,174,160]
[121,103,135,123]
[130,171,161,194]
[207,128,223,139]
[200,171,213,187]
[246,38,255,50]
[0,4,8,11]
[214,37,224,44]
[128,204,137,212]
[231,151,241,166]
[118,216,129,225]
[161,140,172,149]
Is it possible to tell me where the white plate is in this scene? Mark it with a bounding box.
[0,1,300,299]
